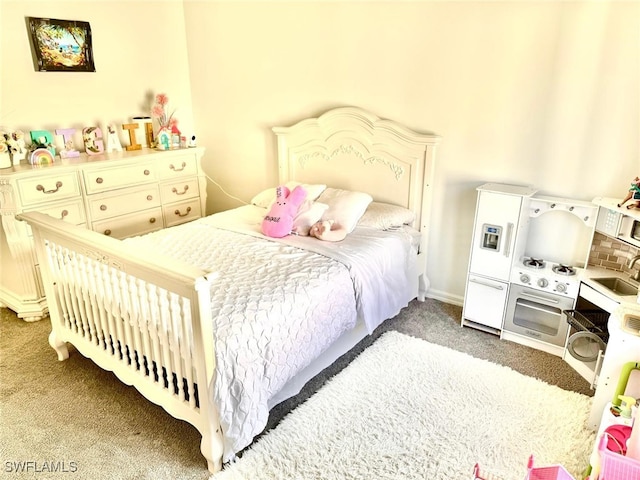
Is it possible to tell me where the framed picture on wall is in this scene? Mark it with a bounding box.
[27,17,96,72]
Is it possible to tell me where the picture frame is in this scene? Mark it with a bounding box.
[27,17,96,72]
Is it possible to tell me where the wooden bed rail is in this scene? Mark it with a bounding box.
[16,212,225,473]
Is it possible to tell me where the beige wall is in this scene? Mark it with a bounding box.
[0,1,194,149]
[2,1,638,304]
[184,1,639,304]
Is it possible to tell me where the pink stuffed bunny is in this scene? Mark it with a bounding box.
[261,185,307,237]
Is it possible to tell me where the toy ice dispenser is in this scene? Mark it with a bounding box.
[481,224,503,251]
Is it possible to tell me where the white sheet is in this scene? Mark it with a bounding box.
[201,205,419,333]
[124,205,419,461]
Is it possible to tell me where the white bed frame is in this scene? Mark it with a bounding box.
[18,107,440,473]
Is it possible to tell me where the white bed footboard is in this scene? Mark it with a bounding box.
[17,211,224,473]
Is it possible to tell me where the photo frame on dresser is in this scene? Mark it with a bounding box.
[27,17,96,72]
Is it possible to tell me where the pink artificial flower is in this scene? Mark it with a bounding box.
[151,105,165,119]
[155,93,169,106]
[151,92,177,130]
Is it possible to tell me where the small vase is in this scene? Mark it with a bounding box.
[155,127,171,151]
[0,152,11,169]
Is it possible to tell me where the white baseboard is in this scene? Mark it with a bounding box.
[425,289,463,307]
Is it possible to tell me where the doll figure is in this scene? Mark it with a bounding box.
[11,130,27,165]
[618,176,640,210]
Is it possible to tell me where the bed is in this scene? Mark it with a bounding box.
[17,106,440,473]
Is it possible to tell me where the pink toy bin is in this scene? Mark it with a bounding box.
[472,456,577,480]
[598,434,640,480]
[525,456,576,480]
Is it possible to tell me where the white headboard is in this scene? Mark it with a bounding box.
[272,106,441,243]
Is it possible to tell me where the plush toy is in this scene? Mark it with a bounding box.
[291,200,329,236]
[261,185,307,237]
[618,176,640,209]
[308,220,348,242]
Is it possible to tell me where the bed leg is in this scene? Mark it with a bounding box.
[201,433,223,474]
[48,330,69,361]
[206,458,222,474]
[418,274,430,302]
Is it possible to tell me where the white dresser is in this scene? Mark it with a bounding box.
[0,147,206,321]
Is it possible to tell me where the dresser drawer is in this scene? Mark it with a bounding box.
[17,171,81,207]
[156,152,199,180]
[23,198,86,226]
[83,162,157,194]
[159,178,200,203]
[88,185,161,221]
[92,207,163,239]
[163,198,202,227]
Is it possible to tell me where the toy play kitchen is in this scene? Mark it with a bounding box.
[461,184,640,388]
[461,183,599,356]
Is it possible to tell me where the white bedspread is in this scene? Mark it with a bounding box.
[124,206,418,461]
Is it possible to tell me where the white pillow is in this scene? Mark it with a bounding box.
[358,202,416,230]
[251,182,326,208]
[317,188,373,233]
[292,201,329,236]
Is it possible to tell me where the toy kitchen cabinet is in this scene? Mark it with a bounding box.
[461,183,537,332]
[0,147,206,321]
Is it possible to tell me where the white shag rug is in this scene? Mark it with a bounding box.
[212,331,595,480]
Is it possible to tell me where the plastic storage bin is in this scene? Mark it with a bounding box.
[598,435,640,480]
[526,455,576,480]
[472,456,577,480]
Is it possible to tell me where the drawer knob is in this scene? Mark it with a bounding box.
[100,204,107,211]
[174,206,192,217]
[36,181,63,194]
[104,229,112,236]
[169,162,187,172]
[149,217,156,224]
[172,185,189,196]
[144,169,150,176]
[146,195,153,201]
[96,177,103,184]
[60,210,69,220]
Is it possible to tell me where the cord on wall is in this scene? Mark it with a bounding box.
[203,173,248,206]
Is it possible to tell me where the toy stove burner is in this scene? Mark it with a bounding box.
[512,258,581,297]
[552,264,576,276]
[523,258,546,269]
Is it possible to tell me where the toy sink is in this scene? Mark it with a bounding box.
[592,277,638,297]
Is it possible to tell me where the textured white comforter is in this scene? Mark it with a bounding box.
[125,206,418,461]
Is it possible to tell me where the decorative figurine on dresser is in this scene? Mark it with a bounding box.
[0,145,206,321]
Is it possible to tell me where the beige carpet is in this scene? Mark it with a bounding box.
[0,311,209,480]
[0,299,592,479]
